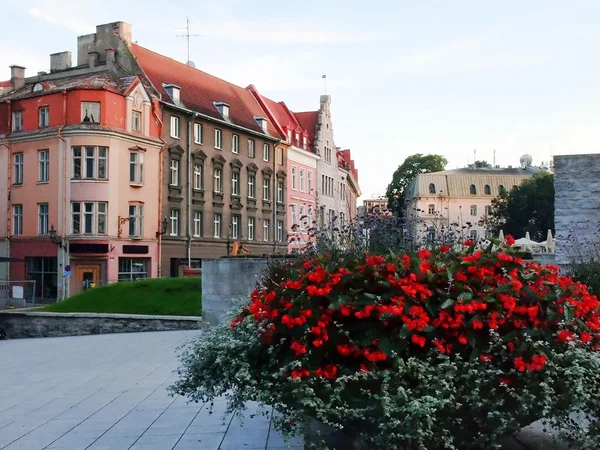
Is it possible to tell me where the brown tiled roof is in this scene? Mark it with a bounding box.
[131,44,281,138]
[294,111,318,141]
[0,71,133,102]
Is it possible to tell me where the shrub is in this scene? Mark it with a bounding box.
[172,239,600,449]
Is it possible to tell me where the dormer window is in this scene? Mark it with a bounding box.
[163,84,181,102]
[255,116,268,133]
[215,102,229,119]
[32,82,43,92]
[287,129,292,142]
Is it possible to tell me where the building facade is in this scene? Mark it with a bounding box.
[337,149,360,223]
[0,41,163,300]
[404,164,543,244]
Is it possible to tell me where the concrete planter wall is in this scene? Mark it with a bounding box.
[202,258,270,326]
[0,311,204,339]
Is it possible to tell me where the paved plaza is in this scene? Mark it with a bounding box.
[0,331,302,450]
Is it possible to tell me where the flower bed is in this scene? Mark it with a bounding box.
[173,238,600,449]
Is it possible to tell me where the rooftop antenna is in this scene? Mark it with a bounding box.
[322,74,327,94]
[493,149,496,167]
[474,149,476,168]
[177,17,198,65]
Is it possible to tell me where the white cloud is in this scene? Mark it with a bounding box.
[27,1,93,35]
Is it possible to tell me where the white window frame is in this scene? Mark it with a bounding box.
[128,204,143,237]
[72,146,108,180]
[13,152,23,185]
[12,111,23,132]
[263,178,270,201]
[38,150,49,183]
[248,174,256,198]
[193,211,202,237]
[248,139,255,158]
[130,151,145,184]
[132,110,142,132]
[263,143,270,162]
[193,163,203,190]
[214,129,222,149]
[291,166,297,190]
[300,168,305,192]
[232,171,240,196]
[170,116,180,139]
[213,213,222,238]
[81,102,100,123]
[248,217,255,240]
[38,203,49,235]
[263,219,270,241]
[232,215,240,239]
[291,204,297,226]
[39,106,49,128]
[277,221,283,242]
[277,181,284,203]
[428,204,435,215]
[169,209,179,236]
[232,134,239,154]
[194,123,203,144]
[213,168,222,193]
[12,204,23,236]
[308,171,313,193]
[470,205,477,216]
[170,159,179,186]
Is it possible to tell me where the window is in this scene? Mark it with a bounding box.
[324,147,332,163]
[263,219,270,241]
[248,139,255,158]
[485,205,491,216]
[232,134,239,154]
[277,181,284,203]
[276,147,284,165]
[194,123,203,144]
[213,213,222,238]
[132,111,141,132]
[12,204,22,236]
[169,209,179,236]
[170,116,180,138]
[118,258,149,282]
[470,205,477,216]
[263,143,270,161]
[12,111,22,132]
[213,168,223,193]
[130,152,144,184]
[39,106,49,127]
[470,229,478,240]
[484,184,491,195]
[13,153,23,185]
[291,204,297,226]
[428,204,435,215]
[429,183,436,194]
[81,102,100,123]
[277,221,284,242]
[72,146,107,180]
[231,215,240,239]
[232,172,240,196]
[263,178,271,201]
[214,129,222,149]
[170,159,179,186]
[300,168,305,192]
[27,257,57,299]
[300,205,305,223]
[499,185,506,195]
[470,184,477,195]
[193,163,203,190]
[38,203,49,235]
[308,171,313,193]
[193,211,203,237]
[128,204,143,237]
[292,166,297,190]
[248,217,255,240]
[247,174,256,198]
[71,201,107,235]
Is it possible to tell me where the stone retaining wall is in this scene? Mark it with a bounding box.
[0,311,204,339]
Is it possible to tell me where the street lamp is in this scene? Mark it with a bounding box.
[48,224,63,248]
[155,217,169,238]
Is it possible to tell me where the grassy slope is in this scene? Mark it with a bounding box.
[40,277,201,316]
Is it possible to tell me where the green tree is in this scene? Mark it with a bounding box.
[386,154,448,215]
[485,172,554,241]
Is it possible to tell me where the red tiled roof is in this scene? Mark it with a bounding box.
[0,80,11,87]
[131,44,281,138]
[294,111,318,141]
[338,149,359,181]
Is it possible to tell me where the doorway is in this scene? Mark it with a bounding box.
[75,264,101,293]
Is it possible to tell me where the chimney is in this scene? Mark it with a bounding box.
[88,51,100,68]
[105,48,116,68]
[10,65,25,90]
[50,51,72,72]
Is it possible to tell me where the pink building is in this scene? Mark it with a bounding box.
[248,86,319,252]
[0,49,163,300]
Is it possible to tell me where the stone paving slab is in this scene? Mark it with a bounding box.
[0,330,568,450]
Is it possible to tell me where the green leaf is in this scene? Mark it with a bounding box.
[422,325,435,333]
[379,337,396,357]
[469,346,481,361]
[564,305,573,321]
[458,292,473,301]
[467,331,478,348]
[441,299,455,310]
[328,302,341,311]
[446,268,455,282]
[492,283,514,294]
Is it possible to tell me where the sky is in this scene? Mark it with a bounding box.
[3,1,600,200]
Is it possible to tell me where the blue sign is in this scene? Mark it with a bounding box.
[65,265,71,273]
[64,271,71,277]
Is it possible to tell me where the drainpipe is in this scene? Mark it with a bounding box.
[153,99,166,277]
[4,101,12,272]
[57,90,67,300]
[186,114,193,268]
[272,140,281,254]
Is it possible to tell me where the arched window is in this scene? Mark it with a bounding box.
[499,185,506,195]
[428,183,436,194]
[470,184,477,195]
[428,204,435,215]
[484,184,491,195]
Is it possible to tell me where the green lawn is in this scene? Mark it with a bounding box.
[40,277,201,316]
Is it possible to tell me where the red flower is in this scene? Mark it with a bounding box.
[440,245,451,253]
[290,340,307,356]
[556,330,575,343]
[499,376,512,385]
[463,240,475,246]
[580,332,592,343]
[479,354,493,363]
[458,335,468,345]
[418,249,432,260]
[411,334,426,347]
[505,235,515,246]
